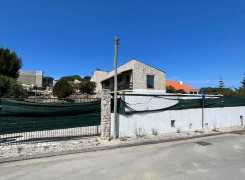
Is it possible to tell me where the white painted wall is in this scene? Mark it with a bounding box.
[121,95,178,111]
[120,94,221,112]
[112,106,245,137]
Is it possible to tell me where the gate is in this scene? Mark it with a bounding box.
[0,98,101,146]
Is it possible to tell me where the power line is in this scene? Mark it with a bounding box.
[123,43,220,78]
[122,9,245,40]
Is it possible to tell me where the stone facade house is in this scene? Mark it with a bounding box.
[91,59,166,94]
[18,70,43,88]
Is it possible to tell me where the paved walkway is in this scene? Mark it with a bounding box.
[1,133,245,180]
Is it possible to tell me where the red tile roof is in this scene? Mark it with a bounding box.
[166,80,199,91]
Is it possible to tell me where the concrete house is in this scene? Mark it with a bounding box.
[18,70,43,88]
[91,59,166,94]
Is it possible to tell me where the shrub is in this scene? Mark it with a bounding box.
[79,81,96,94]
[0,75,27,98]
[53,79,73,98]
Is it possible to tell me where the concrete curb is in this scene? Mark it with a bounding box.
[0,129,244,164]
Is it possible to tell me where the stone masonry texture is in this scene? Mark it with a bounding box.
[132,60,165,90]
[18,70,43,87]
[100,89,111,140]
[91,59,166,93]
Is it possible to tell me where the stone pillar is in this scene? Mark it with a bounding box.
[101,89,111,140]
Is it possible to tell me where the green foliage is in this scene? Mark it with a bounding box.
[236,88,245,96]
[176,89,186,94]
[241,73,245,89]
[53,79,73,98]
[79,80,96,94]
[83,76,91,81]
[52,75,96,97]
[166,85,186,94]
[200,87,219,95]
[0,47,22,79]
[236,74,245,96]
[60,75,83,82]
[200,87,245,97]
[0,75,27,98]
[166,85,176,93]
[218,77,225,91]
[221,88,236,97]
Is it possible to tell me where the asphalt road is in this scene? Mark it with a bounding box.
[1,133,245,180]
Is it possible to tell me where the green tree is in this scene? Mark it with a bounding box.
[200,87,219,95]
[0,47,22,79]
[60,75,83,82]
[222,88,236,97]
[79,81,96,94]
[83,76,91,81]
[53,79,73,98]
[241,73,245,89]
[0,75,26,98]
[218,77,225,94]
[166,85,176,93]
[53,75,96,97]
[166,86,187,94]
[176,89,186,94]
[236,73,245,96]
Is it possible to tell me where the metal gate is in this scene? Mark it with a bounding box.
[0,98,101,146]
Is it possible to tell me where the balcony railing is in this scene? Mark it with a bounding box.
[103,82,133,91]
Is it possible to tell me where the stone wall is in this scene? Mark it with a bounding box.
[36,71,43,88]
[91,70,108,94]
[133,60,166,90]
[18,70,43,87]
[100,89,111,140]
[107,60,134,77]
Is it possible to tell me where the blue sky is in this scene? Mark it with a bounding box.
[0,0,245,88]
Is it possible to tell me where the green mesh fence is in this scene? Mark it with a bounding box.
[0,98,101,135]
[119,96,245,115]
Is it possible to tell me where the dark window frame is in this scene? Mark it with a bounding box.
[105,80,110,87]
[147,75,154,88]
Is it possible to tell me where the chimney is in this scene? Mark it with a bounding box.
[180,81,183,85]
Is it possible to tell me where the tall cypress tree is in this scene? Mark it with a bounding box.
[218,77,225,89]
[241,73,245,89]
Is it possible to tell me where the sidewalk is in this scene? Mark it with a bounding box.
[1,126,245,163]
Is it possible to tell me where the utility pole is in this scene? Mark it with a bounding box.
[113,36,119,139]
[202,99,204,128]
[201,91,206,129]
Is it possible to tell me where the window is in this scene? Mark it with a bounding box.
[147,75,154,88]
[171,120,175,128]
[118,75,122,82]
[105,80,110,87]
[126,75,130,82]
